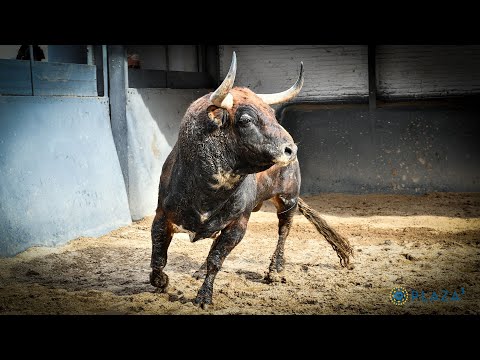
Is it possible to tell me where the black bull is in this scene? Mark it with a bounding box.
[150,53,353,308]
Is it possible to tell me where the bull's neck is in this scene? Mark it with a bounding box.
[179,142,246,200]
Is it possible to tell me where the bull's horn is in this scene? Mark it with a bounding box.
[257,62,304,105]
[210,51,236,109]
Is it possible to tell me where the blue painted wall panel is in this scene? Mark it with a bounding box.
[0,59,32,95]
[32,62,97,96]
[0,96,131,257]
[0,60,97,96]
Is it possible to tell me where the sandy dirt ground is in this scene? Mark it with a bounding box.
[0,192,479,315]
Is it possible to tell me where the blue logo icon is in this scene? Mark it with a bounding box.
[390,286,465,305]
[390,287,409,305]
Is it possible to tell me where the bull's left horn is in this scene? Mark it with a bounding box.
[257,62,304,105]
[210,51,236,109]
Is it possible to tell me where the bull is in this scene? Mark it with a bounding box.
[150,52,353,308]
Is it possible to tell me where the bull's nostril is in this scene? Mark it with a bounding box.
[284,147,293,156]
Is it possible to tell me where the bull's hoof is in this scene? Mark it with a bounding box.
[193,291,213,310]
[264,271,286,284]
[275,257,285,272]
[150,269,169,292]
[268,255,285,273]
[192,267,207,280]
[266,256,285,282]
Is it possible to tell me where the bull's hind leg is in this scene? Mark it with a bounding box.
[150,212,173,292]
[194,216,249,309]
[265,195,298,283]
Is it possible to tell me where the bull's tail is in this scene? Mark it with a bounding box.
[297,197,354,268]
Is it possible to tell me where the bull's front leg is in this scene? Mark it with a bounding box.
[192,231,221,280]
[194,215,249,309]
[150,211,173,292]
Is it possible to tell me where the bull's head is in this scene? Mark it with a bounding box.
[205,52,304,174]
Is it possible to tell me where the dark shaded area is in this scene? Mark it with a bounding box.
[235,269,265,283]
[257,192,480,218]
[279,98,480,195]
[9,248,202,296]
[48,45,86,64]
[16,45,44,61]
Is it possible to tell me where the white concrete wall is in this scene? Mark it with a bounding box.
[0,45,48,61]
[376,45,480,98]
[220,45,369,101]
[126,88,210,220]
[220,45,480,101]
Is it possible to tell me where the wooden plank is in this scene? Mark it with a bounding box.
[128,69,167,88]
[128,69,214,89]
[32,62,97,96]
[166,71,214,89]
[0,59,32,95]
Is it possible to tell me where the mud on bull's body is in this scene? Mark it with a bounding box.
[150,52,353,308]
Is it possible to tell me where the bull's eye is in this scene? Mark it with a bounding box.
[238,113,253,126]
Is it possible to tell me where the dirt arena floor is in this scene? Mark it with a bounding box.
[0,192,479,315]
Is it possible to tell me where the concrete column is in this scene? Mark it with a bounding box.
[108,45,129,195]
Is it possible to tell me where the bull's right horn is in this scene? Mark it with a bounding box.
[257,62,304,105]
[210,52,236,109]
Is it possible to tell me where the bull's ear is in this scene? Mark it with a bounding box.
[207,105,229,129]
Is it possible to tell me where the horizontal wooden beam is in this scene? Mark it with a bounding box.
[128,69,166,88]
[0,59,98,96]
[128,69,214,89]
[32,62,97,96]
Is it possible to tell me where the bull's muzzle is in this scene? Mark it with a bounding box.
[274,142,298,166]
